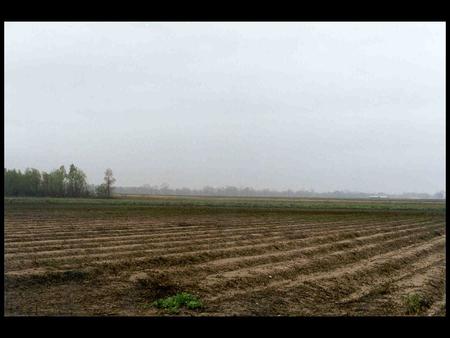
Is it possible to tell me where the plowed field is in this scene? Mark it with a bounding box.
[4,197,446,316]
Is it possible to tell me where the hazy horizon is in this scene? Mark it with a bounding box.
[5,22,445,194]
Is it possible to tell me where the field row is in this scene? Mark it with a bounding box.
[5,218,443,281]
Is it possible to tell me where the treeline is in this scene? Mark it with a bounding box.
[115,185,324,198]
[4,165,116,198]
[114,184,445,200]
[4,166,444,200]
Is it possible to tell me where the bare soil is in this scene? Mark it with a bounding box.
[4,197,446,316]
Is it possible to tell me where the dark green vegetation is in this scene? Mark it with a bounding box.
[152,293,203,313]
[403,293,432,315]
[4,165,89,198]
[4,195,446,213]
[4,196,446,316]
[4,165,115,198]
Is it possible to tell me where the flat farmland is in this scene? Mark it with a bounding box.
[4,196,446,316]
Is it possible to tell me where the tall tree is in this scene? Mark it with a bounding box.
[41,171,50,196]
[104,168,116,198]
[23,168,41,196]
[67,164,88,197]
[6,169,23,196]
[4,164,92,198]
[48,165,67,197]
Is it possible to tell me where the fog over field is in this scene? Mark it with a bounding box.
[4,22,445,194]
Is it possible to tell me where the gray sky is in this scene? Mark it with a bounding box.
[5,22,445,194]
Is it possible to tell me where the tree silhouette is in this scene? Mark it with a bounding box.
[104,168,116,198]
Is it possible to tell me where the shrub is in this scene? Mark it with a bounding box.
[403,293,431,315]
[152,292,203,313]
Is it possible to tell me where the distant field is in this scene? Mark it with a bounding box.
[4,196,446,316]
[4,195,446,211]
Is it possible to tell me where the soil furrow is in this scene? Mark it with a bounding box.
[5,219,437,259]
[205,235,445,303]
[6,222,441,271]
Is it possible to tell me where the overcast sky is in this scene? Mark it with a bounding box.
[5,22,445,194]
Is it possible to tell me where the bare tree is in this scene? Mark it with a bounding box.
[104,168,116,198]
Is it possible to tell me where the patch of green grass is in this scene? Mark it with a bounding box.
[152,292,203,314]
[403,293,431,315]
[4,195,446,213]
